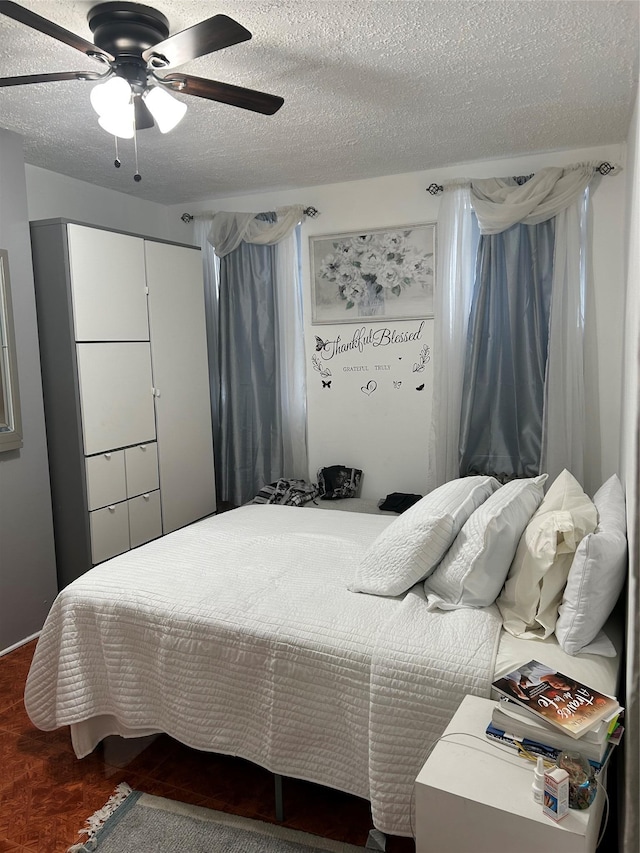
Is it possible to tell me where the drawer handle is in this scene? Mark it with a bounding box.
[143,493,150,500]
[108,505,116,512]
[139,444,146,451]
[104,453,111,460]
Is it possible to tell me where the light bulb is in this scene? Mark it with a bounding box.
[143,86,187,133]
[98,103,135,139]
[90,76,132,117]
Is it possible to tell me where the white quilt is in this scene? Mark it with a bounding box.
[24,505,502,836]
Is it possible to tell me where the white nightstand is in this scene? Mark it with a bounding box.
[414,694,605,853]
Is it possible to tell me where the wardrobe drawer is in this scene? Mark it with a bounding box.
[90,502,130,565]
[125,443,159,498]
[128,490,162,548]
[85,450,127,511]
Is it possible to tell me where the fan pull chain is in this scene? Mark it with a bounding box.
[114,137,121,169]
[133,123,141,183]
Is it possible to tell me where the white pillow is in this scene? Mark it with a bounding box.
[497,469,598,639]
[424,476,547,611]
[351,476,499,596]
[555,475,627,656]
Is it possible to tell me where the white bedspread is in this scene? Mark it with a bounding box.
[24,505,502,836]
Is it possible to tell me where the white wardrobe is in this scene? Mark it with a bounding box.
[31,220,216,589]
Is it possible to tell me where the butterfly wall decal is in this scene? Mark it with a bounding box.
[322,380,332,388]
[315,335,329,352]
[393,380,402,389]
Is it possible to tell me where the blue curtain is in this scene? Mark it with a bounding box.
[458,218,555,481]
[217,213,285,505]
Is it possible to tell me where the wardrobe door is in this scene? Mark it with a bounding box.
[76,342,156,455]
[67,225,149,342]
[145,241,216,533]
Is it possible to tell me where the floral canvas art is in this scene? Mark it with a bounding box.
[310,223,435,324]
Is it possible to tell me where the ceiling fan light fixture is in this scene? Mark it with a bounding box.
[90,74,132,117]
[98,102,135,138]
[0,2,284,176]
[143,85,187,133]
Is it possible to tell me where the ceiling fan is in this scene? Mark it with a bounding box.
[0,2,284,176]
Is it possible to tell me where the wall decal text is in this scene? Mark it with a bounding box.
[317,321,425,361]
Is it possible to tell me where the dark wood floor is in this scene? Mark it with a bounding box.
[0,639,415,852]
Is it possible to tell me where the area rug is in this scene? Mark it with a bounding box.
[67,783,365,852]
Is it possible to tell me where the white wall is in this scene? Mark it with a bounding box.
[621,96,639,542]
[621,85,639,853]
[0,129,57,652]
[25,165,186,244]
[173,143,627,500]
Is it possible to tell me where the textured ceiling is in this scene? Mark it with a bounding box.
[0,1,637,205]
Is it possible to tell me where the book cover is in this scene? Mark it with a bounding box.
[491,660,621,739]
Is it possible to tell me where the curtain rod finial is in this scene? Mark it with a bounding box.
[181,213,194,223]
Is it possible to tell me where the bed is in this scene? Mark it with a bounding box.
[24,474,625,838]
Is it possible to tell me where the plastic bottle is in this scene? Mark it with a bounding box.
[532,755,545,803]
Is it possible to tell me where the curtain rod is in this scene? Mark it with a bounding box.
[425,161,618,195]
[180,206,320,223]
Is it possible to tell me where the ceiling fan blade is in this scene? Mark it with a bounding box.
[0,1,113,62]
[142,15,251,69]
[0,71,102,88]
[161,74,284,116]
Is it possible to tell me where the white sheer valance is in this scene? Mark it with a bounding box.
[206,205,306,256]
[470,166,593,234]
[437,162,619,235]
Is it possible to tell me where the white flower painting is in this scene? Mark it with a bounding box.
[310,223,435,324]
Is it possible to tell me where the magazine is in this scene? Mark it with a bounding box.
[491,660,621,739]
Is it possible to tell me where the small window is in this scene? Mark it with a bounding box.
[0,249,22,452]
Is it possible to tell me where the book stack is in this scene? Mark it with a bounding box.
[487,660,623,774]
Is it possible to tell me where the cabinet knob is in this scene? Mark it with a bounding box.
[139,444,146,451]
[153,388,161,398]
[104,453,111,460]
[108,505,116,512]
[143,493,150,500]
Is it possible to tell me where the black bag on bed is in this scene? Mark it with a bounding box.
[317,465,363,500]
